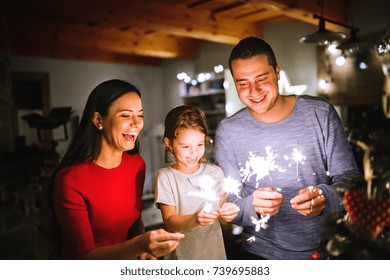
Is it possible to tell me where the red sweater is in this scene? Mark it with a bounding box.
[53,152,145,259]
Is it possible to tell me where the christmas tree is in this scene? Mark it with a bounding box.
[316,132,390,259]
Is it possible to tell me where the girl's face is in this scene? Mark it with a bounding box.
[165,128,206,174]
[100,92,144,153]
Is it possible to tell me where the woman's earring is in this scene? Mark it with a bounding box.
[98,124,103,130]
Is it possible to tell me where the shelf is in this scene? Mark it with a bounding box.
[185,88,225,97]
[203,109,225,115]
[181,72,227,163]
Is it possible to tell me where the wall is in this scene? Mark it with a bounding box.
[263,20,318,96]
[195,42,233,73]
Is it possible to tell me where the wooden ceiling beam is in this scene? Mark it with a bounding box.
[9,41,161,66]
[5,0,261,45]
[2,0,351,66]
[8,19,199,59]
[246,0,348,30]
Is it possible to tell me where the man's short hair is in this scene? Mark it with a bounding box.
[228,37,278,74]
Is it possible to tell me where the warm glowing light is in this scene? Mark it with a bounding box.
[177,72,188,80]
[225,103,234,115]
[359,62,368,70]
[336,55,346,66]
[197,73,206,83]
[278,70,307,95]
[214,64,224,73]
[327,44,338,54]
[197,72,211,83]
[223,80,229,90]
[318,79,329,90]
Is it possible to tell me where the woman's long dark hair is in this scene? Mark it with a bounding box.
[59,79,142,169]
[48,79,142,258]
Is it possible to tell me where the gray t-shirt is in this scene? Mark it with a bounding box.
[155,163,227,260]
[214,95,359,259]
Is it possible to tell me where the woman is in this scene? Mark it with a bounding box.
[51,79,183,259]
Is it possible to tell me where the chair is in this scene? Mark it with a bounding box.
[21,107,73,142]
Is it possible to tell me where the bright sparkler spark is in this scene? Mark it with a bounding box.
[284,147,306,181]
[292,148,305,163]
[223,176,242,198]
[250,214,270,232]
[240,147,285,187]
[188,175,219,202]
[246,236,256,243]
[292,148,305,181]
[203,202,213,213]
[199,175,215,190]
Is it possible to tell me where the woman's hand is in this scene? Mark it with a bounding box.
[138,229,184,258]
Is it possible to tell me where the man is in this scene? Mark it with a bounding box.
[214,37,359,259]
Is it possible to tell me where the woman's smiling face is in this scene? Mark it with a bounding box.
[101,92,144,153]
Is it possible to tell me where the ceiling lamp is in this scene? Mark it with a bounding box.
[376,28,390,57]
[299,14,347,46]
[336,28,372,54]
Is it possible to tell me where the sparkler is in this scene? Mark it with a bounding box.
[240,147,285,188]
[250,214,270,232]
[220,176,242,206]
[284,147,306,181]
[245,214,271,244]
[203,202,213,213]
[223,176,242,198]
[188,175,219,203]
[246,236,256,243]
[188,174,219,215]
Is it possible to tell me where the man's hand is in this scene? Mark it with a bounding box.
[252,187,284,216]
[290,186,326,216]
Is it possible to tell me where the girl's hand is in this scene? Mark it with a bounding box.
[197,209,219,226]
[219,202,239,222]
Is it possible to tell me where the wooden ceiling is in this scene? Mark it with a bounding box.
[1,0,349,66]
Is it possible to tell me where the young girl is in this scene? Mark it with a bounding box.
[154,105,239,260]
